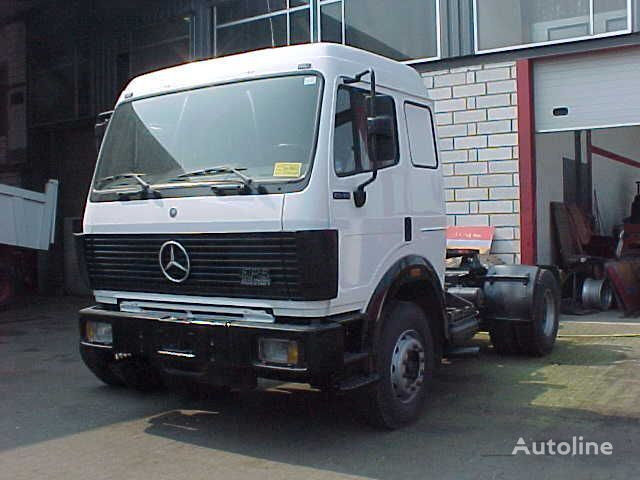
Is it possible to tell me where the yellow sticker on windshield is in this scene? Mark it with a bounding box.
[273,162,302,177]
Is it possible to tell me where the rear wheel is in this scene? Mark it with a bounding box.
[363,301,435,430]
[489,269,560,357]
[514,270,560,356]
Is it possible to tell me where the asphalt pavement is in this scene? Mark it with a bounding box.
[1,296,639,480]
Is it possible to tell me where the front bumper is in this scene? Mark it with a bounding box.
[79,305,346,387]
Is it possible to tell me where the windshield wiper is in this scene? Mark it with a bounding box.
[95,172,160,198]
[96,172,149,189]
[176,165,253,187]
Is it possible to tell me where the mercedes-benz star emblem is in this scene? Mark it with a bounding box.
[158,241,191,283]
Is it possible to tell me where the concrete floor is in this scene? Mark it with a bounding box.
[1,296,640,480]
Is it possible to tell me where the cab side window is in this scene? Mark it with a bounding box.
[404,102,438,169]
[334,85,398,176]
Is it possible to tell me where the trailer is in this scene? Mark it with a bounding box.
[0,180,59,305]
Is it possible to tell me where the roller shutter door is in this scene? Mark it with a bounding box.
[534,47,640,133]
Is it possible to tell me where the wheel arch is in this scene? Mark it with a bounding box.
[365,255,447,357]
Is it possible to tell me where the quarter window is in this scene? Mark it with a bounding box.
[333,86,398,177]
[404,103,438,169]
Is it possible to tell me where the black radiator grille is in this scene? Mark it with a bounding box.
[81,231,338,301]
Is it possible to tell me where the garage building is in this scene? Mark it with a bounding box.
[0,0,639,294]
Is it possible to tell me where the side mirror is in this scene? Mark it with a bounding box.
[366,113,395,166]
[367,114,394,137]
[345,69,395,208]
[95,110,113,153]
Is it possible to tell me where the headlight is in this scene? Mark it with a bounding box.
[85,320,113,345]
[258,338,299,366]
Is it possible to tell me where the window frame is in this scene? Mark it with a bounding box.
[473,0,633,54]
[403,101,439,170]
[317,0,441,64]
[91,70,326,202]
[333,84,400,178]
[213,1,314,57]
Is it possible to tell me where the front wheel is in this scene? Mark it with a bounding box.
[362,301,435,430]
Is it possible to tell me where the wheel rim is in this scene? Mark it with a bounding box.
[390,329,425,403]
[541,289,556,337]
[600,281,613,310]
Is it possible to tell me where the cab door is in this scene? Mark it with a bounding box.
[403,101,447,282]
[329,83,407,309]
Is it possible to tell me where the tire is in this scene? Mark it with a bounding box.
[363,301,435,430]
[489,269,560,357]
[514,269,560,356]
[80,347,125,387]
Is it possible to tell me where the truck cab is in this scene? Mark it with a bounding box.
[78,44,559,429]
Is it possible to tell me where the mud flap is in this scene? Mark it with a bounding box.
[482,265,541,322]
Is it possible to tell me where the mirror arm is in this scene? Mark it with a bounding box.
[344,69,379,208]
[354,170,377,208]
[342,69,373,85]
[368,70,376,116]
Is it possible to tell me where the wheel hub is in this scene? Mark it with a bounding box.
[390,329,425,403]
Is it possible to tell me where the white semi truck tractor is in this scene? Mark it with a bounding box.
[77,44,560,429]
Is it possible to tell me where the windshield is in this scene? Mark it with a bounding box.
[92,73,323,199]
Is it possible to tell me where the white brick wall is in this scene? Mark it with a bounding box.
[422,62,521,263]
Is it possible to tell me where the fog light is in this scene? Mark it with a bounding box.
[258,338,299,366]
[86,320,113,345]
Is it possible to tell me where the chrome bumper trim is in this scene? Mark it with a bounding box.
[157,350,197,359]
[80,341,113,350]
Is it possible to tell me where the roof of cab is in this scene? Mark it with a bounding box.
[118,43,428,105]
